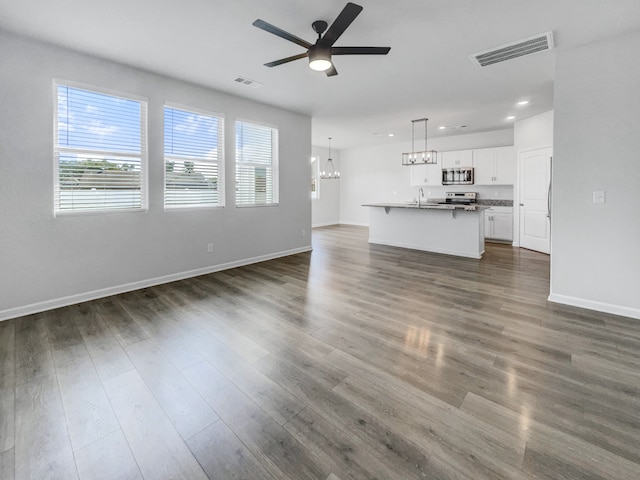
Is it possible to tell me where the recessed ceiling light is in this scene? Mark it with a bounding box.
[506,115,516,120]
[517,100,529,106]
[388,133,394,137]
[439,125,446,130]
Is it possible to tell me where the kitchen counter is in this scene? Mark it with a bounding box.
[363,203,487,258]
[363,202,489,212]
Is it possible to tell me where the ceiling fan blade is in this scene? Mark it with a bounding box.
[264,53,309,67]
[332,46,391,55]
[325,64,338,77]
[320,2,363,47]
[252,19,312,49]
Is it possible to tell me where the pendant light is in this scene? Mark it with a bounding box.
[402,118,437,166]
[320,137,340,179]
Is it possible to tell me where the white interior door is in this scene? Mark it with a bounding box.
[519,148,552,254]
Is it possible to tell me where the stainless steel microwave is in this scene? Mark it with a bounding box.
[442,167,474,185]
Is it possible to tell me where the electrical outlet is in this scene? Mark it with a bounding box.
[207,243,214,253]
[494,191,500,197]
[593,191,605,203]
[301,229,306,237]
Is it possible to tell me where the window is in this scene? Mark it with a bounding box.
[311,156,319,199]
[235,120,278,206]
[53,82,147,214]
[164,105,224,209]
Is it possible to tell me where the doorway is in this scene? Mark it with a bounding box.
[518,147,552,254]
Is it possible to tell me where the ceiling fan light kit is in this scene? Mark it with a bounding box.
[253,2,390,77]
[402,118,437,166]
[308,45,332,71]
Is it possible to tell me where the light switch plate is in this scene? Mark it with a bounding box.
[593,191,605,204]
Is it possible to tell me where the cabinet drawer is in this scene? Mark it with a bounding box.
[485,206,512,214]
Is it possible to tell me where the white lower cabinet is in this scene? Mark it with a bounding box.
[409,163,442,186]
[484,206,513,241]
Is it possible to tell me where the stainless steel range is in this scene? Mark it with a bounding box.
[438,192,477,206]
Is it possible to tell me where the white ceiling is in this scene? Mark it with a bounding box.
[1,0,639,149]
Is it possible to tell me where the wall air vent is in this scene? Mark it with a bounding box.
[470,31,554,67]
[233,76,263,88]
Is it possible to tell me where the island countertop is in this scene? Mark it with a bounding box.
[362,202,490,212]
[363,202,486,258]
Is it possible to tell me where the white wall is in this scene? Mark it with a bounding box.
[550,31,640,319]
[0,30,312,320]
[339,129,514,226]
[514,110,554,151]
[311,145,340,227]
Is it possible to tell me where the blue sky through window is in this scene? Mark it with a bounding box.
[57,85,142,154]
[164,107,219,159]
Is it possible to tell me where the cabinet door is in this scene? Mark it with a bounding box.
[491,213,513,240]
[441,150,473,168]
[410,162,442,186]
[494,146,515,184]
[474,148,496,185]
[484,211,493,239]
[425,163,442,186]
[458,149,473,167]
[409,164,427,186]
[440,151,459,169]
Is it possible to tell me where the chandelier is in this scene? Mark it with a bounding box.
[402,118,437,166]
[320,137,340,179]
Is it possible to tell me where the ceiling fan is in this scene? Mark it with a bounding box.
[252,2,391,77]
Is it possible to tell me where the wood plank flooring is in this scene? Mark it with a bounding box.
[1,224,639,479]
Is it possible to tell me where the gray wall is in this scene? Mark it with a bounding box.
[0,30,312,320]
[551,31,640,319]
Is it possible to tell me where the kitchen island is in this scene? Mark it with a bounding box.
[363,203,488,259]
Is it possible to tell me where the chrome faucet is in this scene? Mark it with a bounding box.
[417,188,424,206]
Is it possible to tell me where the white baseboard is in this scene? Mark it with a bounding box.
[0,245,312,322]
[312,221,340,228]
[548,293,640,320]
[339,221,369,227]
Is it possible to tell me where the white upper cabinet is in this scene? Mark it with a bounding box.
[473,146,515,185]
[410,162,442,186]
[441,150,474,169]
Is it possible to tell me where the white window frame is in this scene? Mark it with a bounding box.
[53,79,148,216]
[164,103,225,210]
[311,155,320,199]
[235,119,279,207]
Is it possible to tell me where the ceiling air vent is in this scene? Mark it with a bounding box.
[470,31,554,67]
[233,76,263,88]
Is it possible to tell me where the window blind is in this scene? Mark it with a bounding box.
[164,106,224,208]
[235,121,279,206]
[53,83,147,214]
